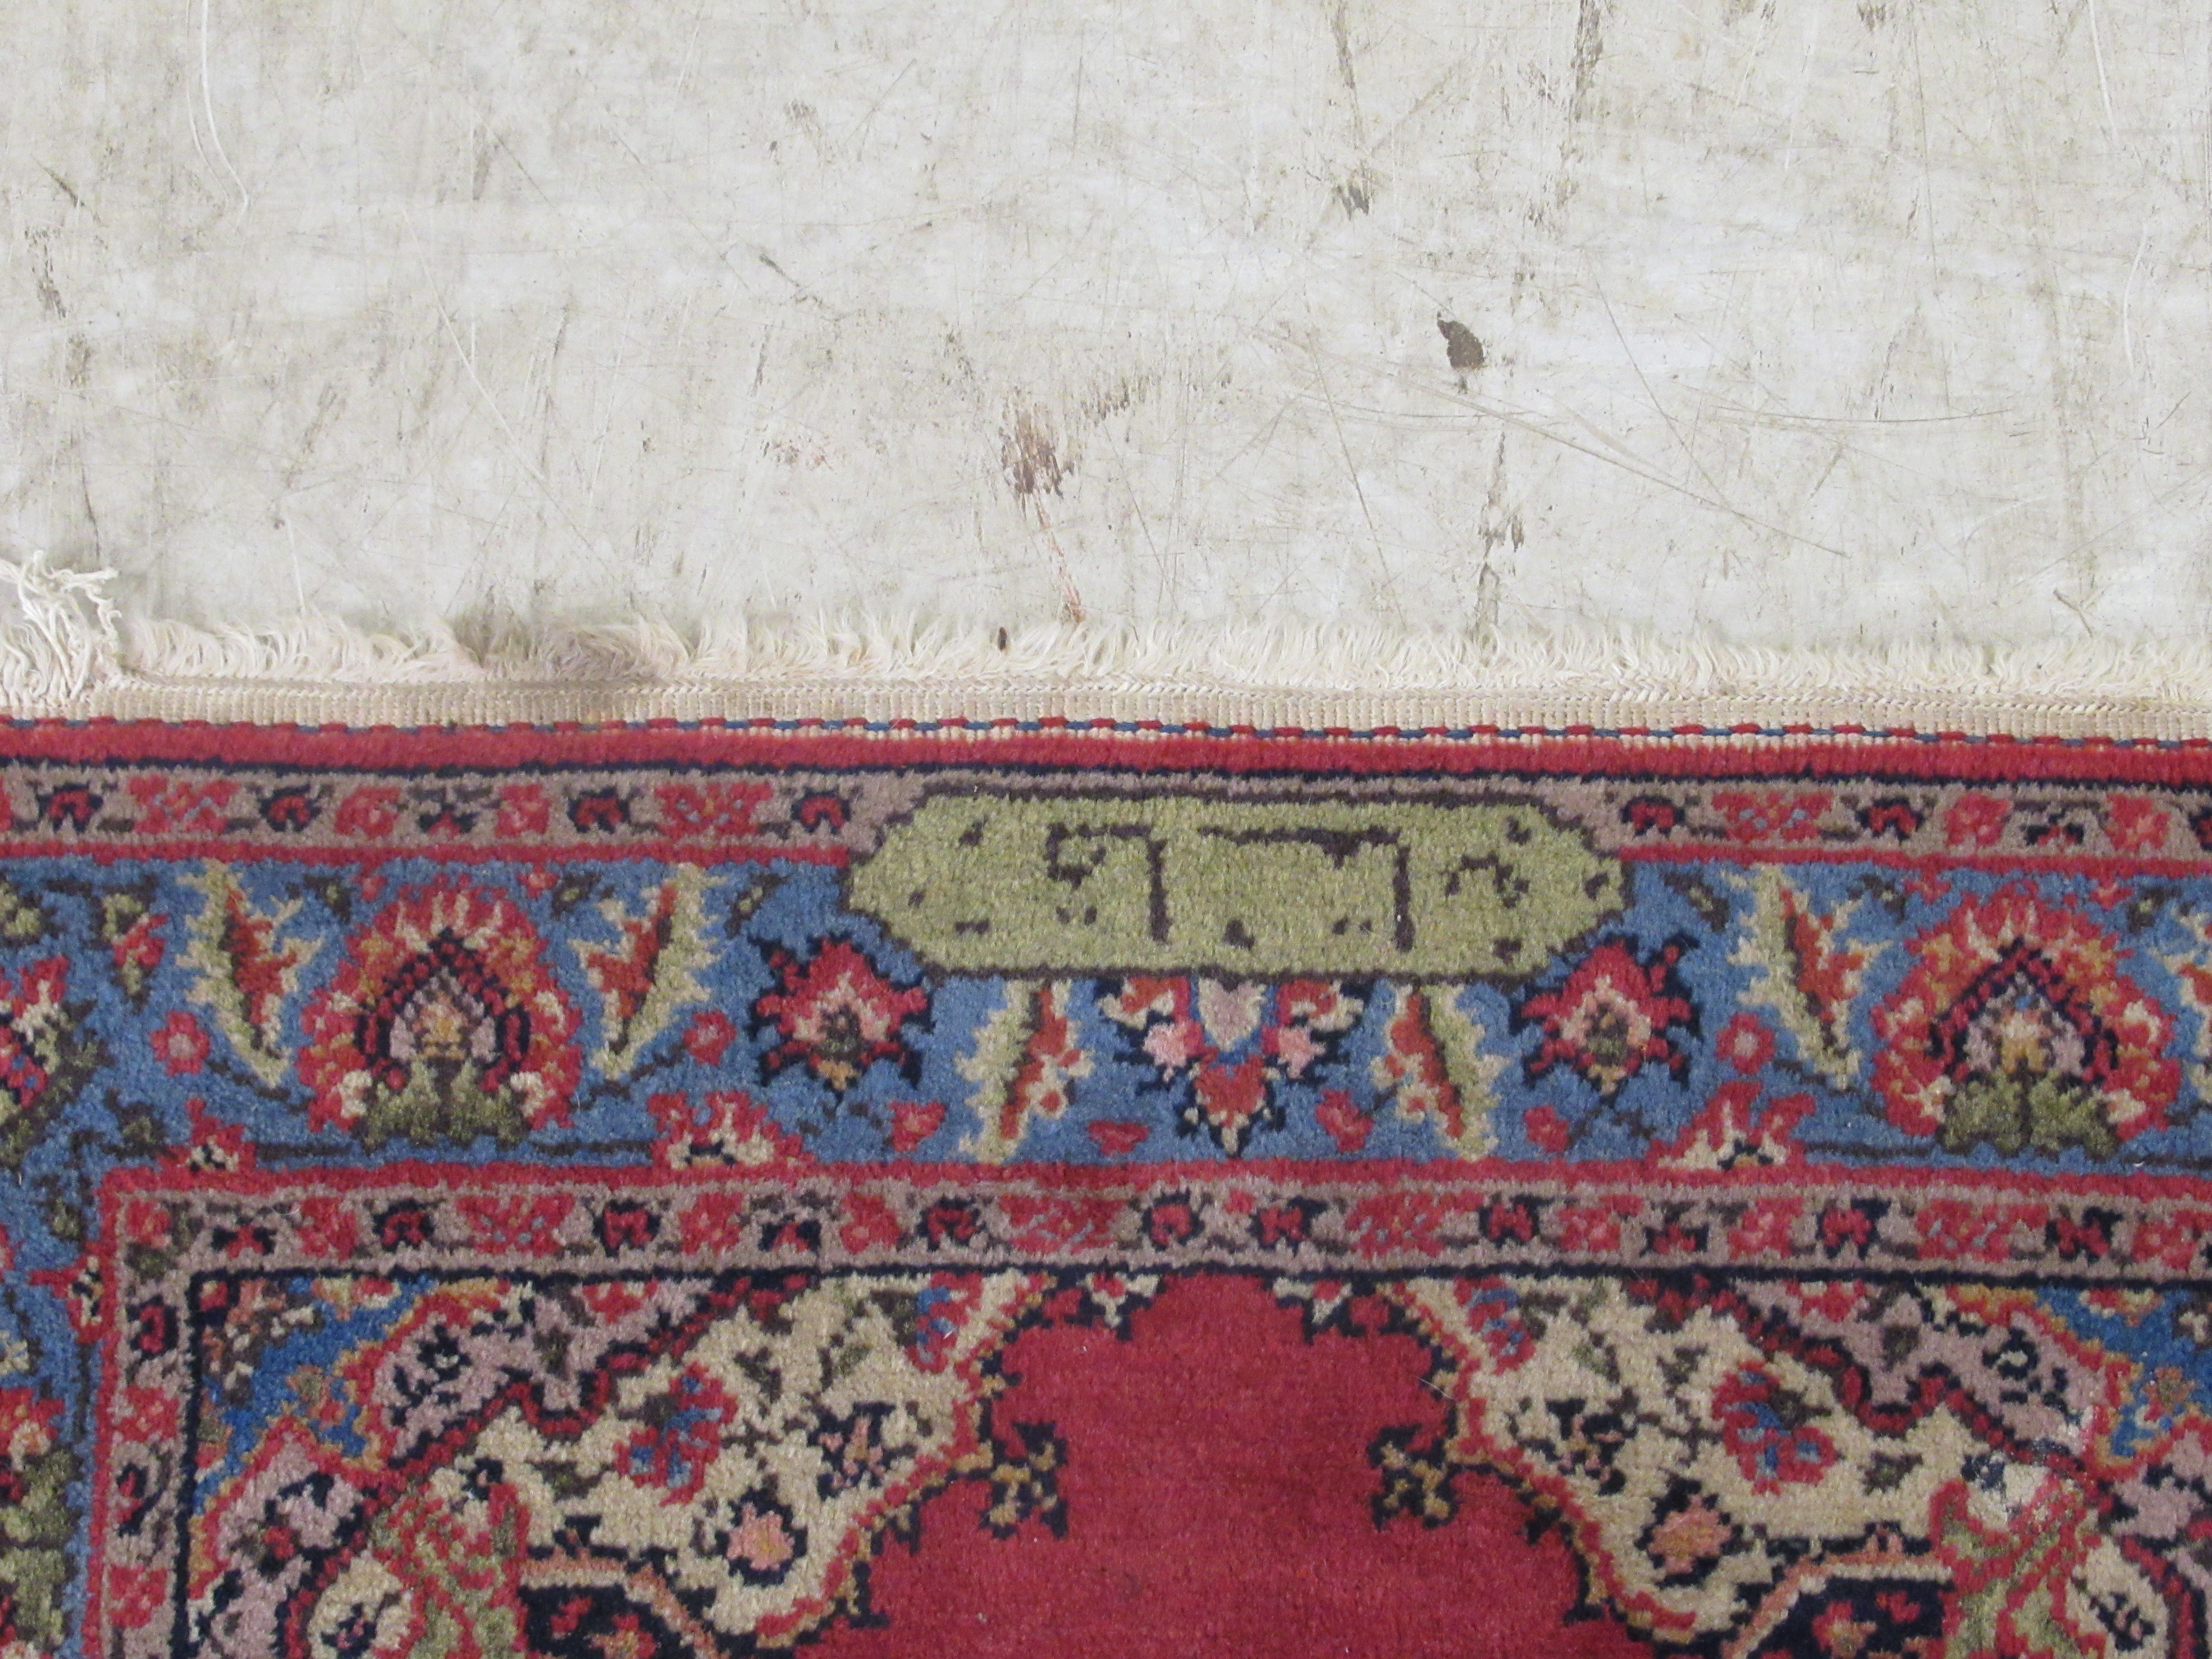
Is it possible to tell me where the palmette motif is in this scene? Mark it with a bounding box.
[4,721,2212,1656]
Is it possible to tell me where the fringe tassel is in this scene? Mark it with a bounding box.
[0,553,118,709]
[5,556,2212,736]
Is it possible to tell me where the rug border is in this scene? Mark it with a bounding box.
[46,675,2212,741]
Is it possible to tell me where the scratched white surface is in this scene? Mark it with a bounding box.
[4,0,2209,648]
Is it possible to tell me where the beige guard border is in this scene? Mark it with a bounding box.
[5,554,2212,741]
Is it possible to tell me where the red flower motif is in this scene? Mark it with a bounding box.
[616,1367,735,1503]
[126,777,235,835]
[753,938,928,1093]
[682,1010,736,1066]
[648,1090,810,1170]
[653,780,770,836]
[597,1202,659,1252]
[2106,794,2172,853]
[1516,937,1697,1098]
[297,882,580,1145]
[258,789,316,832]
[496,783,552,837]
[150,1012,210,1077]
[887,1099,946,1152]
[1715,1013,1774,1075]
[568,790,629,833]
[331,786,400,838]
[1315,1089,1373,1153]
[1712,1362,1837,1494]
[1620,796,1682,835]
[1942,793,2010,849]
[1713,789,1830,843]
[1087,1119,1149,1156]
[1522,1105,1573,1154]
[38,784,99,830]
[1871,886,2177,1158]
[1859,797,1921,839]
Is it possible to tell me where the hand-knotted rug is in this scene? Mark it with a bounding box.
[9,713,2212,1658]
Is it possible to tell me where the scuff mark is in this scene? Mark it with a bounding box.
[36,165,81,211]
[1001,401,1074,502]
[27,231,64,320]
[1001,399,1084,625]
[1569,0,1608,125]
[1474,431,1520,643]
[1328,1,1374,215]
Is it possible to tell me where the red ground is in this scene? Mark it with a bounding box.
[811,1273,1651,1659]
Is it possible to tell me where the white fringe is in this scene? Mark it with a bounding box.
[0,553,118,709]
[5,556,2212,736]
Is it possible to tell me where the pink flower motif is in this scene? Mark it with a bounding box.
[150,1012,210,1077]
[683,1010,736,1067]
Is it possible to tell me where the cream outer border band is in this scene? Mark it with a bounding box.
[52,674,2212,741]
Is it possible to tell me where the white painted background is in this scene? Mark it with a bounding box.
[5,0,2209,650]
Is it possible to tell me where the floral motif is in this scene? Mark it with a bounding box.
[181,864,319,1088]
[695,1487,809,1586]
[1872,887,2177,1158]
[753,937,929,1094]
[1099,977,1364,1154]
[647,1090,812,1170]
[960,980,1091,1161]
[0,959,98,1171]
[148,1012,209,1076]
[572,866,719,1077]
[1709,1362,1837,1493]
[1367,985,1504,1158]
[618,1367,738,1502]
[1731,870,1873,1090]
[298,882,581,1145]
[1515,937,1697,1098]
[684,1010,736,1066]
[96,890,166,1004]
[0,1388,73,1656]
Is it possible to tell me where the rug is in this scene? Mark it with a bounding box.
[9,716,2212,1658]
